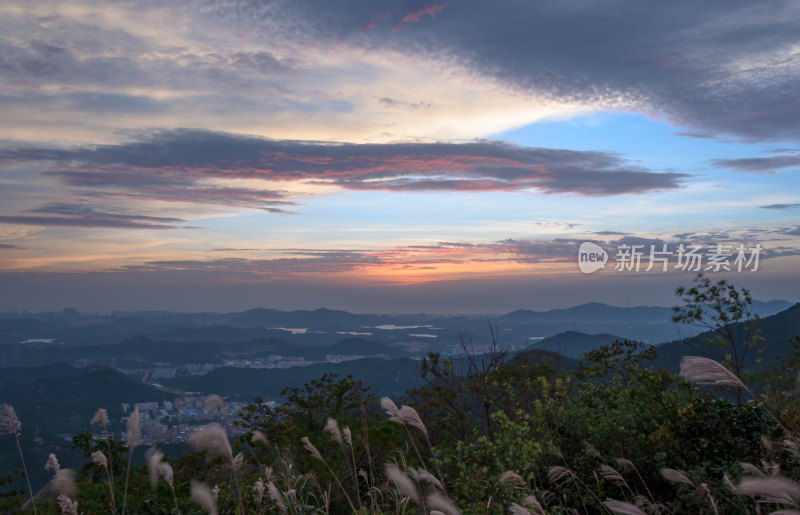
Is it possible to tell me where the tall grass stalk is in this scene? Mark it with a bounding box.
[91,408,116,512]
[188,423,245,514]
[122,407,140,515]
[301,436,357,512]
[381,397,436,484]
[324,418,363,510]
[1,404,36,514]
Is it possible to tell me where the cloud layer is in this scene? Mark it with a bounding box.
[242,0,800,142]
[0,130,685,205]
[0,203,191,230]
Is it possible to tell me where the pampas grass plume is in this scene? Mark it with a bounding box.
[509,504,531,515]
[547,465,574,486]
[599,464,626,487]
[680,356,746,388]
[410,467,444,491]
[45,453,60,473]
[91,450,108,469]
[251,430,268,445]
[399,405,428,437]
[189,423,232,459]
[425,491,461,515]
[126,408,140,447]
[661,468,694,487]
[57,495,78,515]
[204,394,225,411]
[498,470,526,489]
[524,495,545,514]
[380,397,401,420]
[603,499,646,515]
[52,469,77,497]
[0,404,21,436]
[385,463,420,505]
[736,476,800,505]
[267,481,286,513]
[191,480,219,515]
[301,436,324,462]
[324,417,343,447]
[91,408,109,428]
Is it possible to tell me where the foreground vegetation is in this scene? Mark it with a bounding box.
[2,276,800,514]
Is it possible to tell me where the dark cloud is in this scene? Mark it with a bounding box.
[126,250,383,276]
[0,203,190,230]
[0,129,686,197]
[230,0,800,142]
[671,132,715,140]
[593,230,630,236]
[0,243,21,249]
[761,203,800,210]
[762,246,800,258]
[378,97,432,110]
[24,156,296,213]
[671,231,733,242]
[710,155,800,174]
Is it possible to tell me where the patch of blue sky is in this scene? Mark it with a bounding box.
[491,112,793,173]
[491,113,800,227]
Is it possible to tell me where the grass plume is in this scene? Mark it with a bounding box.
[189,423,244,514]
[2,404,36,514]
[91,407,115,512]
[191,480,219,515]
[122,407,140,515]
[680,356,747,389]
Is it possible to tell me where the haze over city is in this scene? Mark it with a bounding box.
[1,1,799,313]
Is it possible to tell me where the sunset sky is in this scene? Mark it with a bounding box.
[1,0,799,313]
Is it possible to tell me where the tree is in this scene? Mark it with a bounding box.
[672,273,764,383]
[238,373,374,442]
[576,339,658,387]
[409,325,509,441]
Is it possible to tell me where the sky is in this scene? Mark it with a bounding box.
[1,0,799,313]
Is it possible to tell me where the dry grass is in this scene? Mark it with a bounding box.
[385,463,421,505]
[189,424,244,513]
[189,424,232,459]
[736,476,800,506]
[661,468,694,487]
[0,403,21,436]
[499,470,526,490]
[190,480,218,515]
[680,356,747,389]
[603,498,646,514]
[56,495,78,515]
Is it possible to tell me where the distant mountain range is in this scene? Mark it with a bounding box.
[501,300,791,323]
[526,331,626,358]
[0,335,413,368]
[1,299,792,349]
